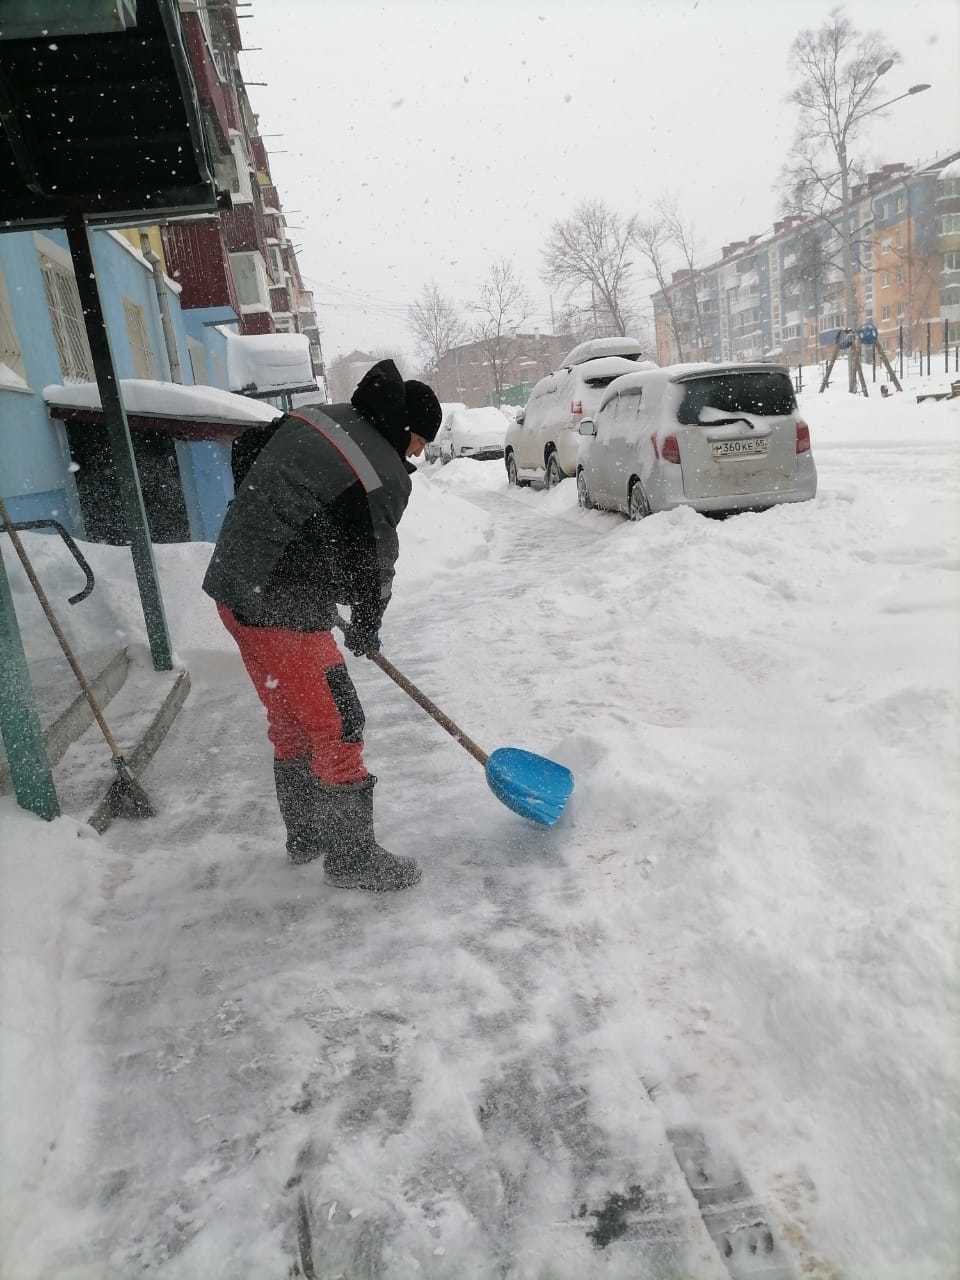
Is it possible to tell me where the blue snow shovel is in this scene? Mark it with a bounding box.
[370,652,573,826]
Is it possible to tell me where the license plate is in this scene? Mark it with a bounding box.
[712,438,768,460]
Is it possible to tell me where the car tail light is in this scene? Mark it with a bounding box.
[571,400,583,416]
[796,420,811,454]
[661,433,681,464]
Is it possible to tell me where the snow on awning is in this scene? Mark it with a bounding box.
[43,379,282,441]
[220,330,314,397]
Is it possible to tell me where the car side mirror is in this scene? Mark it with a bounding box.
[515,410,525,425]
[578,419,597,437]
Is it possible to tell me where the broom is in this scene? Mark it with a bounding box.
[0,497,154,819]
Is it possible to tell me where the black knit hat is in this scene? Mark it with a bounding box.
[404,380,442,442]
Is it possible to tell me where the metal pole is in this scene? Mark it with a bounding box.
[899,324,904,379]
[927,321,932,377]
[872,342,876,382]
[945,320,950,374]
[0,541,59,819]
[838,136,858,393]
[64,214,173,671]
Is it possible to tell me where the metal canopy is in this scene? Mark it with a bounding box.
[0,0,219,229]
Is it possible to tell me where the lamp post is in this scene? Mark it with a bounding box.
[835,66,931,391]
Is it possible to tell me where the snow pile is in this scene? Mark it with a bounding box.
[221,330,313,395]
[0,807,107,1267]
[395,467,493,590]
[43,380,282,425]
[1,381,958,1277]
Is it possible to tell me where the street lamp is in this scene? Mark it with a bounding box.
[835,67,932,391]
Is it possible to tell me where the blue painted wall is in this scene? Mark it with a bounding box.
[1,230,240,543]
[0,230,83,531]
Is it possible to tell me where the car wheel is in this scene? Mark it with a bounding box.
[577,469,593,510]
[544,451,563,490]
[628,478,651,522]
[506,453,519,486]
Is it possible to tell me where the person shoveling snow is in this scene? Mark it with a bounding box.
[203,359,442,891]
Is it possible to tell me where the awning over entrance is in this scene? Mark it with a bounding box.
[44,379,281,440]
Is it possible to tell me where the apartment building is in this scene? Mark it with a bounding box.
[653,152,960,369]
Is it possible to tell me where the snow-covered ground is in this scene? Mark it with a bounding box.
[1,377,958,1278]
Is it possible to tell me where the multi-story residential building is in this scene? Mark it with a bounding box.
[0,0,325,543]
[653,151,960,370]
[163,0,324,378]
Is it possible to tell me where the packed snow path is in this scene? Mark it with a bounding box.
[2,387,958,1278]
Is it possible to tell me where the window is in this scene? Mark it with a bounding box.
[39,254,94,382]
[229,252,271,310]
[942,214,960,235]
[0,269,26,381]
[880,272,890,288]
[896,302,905,317]
[939,178,960,199]
[944,252,960,273]
[122,298,156,380]
[895,269,904,285]
[881,304,891,321]
[675,370,795,423]
[896,195,906,213]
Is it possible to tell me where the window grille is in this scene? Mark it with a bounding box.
[0,270,26,380]
[40,255,94,382]
[123,297,156,380]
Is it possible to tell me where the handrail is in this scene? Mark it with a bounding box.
[0,518,95,604]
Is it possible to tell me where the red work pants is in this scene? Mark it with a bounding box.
[218,605,367,784]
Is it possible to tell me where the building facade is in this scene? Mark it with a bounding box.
[652,151,960,369]
[0,0,325,543]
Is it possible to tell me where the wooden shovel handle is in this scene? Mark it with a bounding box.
[369,651,489,767]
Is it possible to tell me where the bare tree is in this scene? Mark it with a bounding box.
[470,259,531,405]
[659,196,706,359]
[407,282,466,374]
[542,200,637,337]
[632,217,685,362]
[780,8,899,387]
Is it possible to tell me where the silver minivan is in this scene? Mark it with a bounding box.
[504,338,652,488]
[576,362,817,518]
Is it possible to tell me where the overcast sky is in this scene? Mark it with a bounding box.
[243,0,959,365]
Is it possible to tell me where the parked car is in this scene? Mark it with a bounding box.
[504,337,654,488]
[434,406,509,462]
[424,403,465,461]
[575,362,817,519]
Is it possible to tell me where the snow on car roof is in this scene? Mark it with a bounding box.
[577,355,651,382]
[561,336,645,366]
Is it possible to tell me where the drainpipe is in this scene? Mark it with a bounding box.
[139,232,183,383]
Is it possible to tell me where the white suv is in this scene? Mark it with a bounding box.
[504,337,653,488]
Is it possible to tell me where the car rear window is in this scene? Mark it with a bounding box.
[582,374,623,388]
[675,371,796,423]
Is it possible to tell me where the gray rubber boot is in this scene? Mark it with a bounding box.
[273,758,325,865]
[320,777,422,892]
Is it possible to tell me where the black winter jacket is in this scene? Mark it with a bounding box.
[203,361,414,632]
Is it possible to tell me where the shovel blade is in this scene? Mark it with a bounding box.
[485,747,574,827]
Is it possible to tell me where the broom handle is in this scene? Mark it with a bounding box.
[369,651,489,767]
[0,497,123,760]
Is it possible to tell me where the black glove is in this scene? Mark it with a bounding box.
[341,610,381,658]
